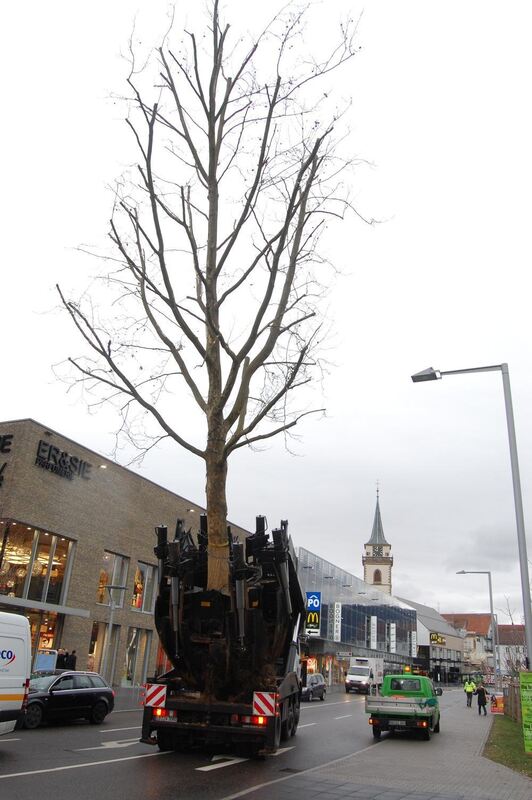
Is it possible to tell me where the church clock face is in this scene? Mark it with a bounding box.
[373,545,383,557]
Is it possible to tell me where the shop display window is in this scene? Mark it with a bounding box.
[122,626,152,686]
[131,562,156,612]
[96,551,129,606]
[0,520,74,605]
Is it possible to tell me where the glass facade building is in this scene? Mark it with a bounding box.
[297,548,417,681]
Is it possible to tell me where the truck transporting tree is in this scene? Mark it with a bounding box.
[140,515,306,756]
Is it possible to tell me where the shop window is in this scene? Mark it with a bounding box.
[131,562,156,612]
[96,551,129,606]
[122,627,152,686]
[0,521,74,605]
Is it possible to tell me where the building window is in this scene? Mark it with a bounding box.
[131,563,156,612]
[122,627,153,686]
[373,569,382,584]
[0,520,74,605]
[96,551,129,606]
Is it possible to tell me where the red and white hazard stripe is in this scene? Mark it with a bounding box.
[252,691,276,716]
[145,683,167,708]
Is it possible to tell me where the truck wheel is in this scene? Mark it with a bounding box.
[281,702,294,741]
[291,698,300,736]
[422,729,431,741]
[157,730,174,751]
[372,726,381,740]
[273,715,282,750]
[434,718,440,733]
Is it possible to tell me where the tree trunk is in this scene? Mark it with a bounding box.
[205,430,229,592]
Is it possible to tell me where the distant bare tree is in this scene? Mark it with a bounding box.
[497,598,527,676]
[57,1,363,592]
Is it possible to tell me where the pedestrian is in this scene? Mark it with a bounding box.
[56,648,66,668]
[475,681,488,716]
[66,649,77,670]
[464,679,476,708]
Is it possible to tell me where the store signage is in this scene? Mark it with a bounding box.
[370,615,377,650]
[305,591,321,637]
[430,632,446,646]
[333,602,342,642]
[0,433,13,488]
[411,630,417,658]
[520,671,532,754]
[35,439,93,481]
[390,622,397,654]
[0,434,13,453]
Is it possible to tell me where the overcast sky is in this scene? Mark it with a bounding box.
[2,1,532,622]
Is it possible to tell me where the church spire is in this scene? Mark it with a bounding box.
[366,489,389,546]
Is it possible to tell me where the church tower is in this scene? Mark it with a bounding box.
[362,490,393,594]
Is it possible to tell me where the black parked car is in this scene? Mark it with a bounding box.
[24,670,115,729]
[301,673,327,701]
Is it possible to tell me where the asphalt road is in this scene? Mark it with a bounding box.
[0,692,375,800]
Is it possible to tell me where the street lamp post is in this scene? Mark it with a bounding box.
[457,570,501,689]
[99,584,127,683]
[412,363,532,666]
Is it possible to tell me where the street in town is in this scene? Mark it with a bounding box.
[0,689,529,800]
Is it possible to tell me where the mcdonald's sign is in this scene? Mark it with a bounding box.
[305,592,321,636]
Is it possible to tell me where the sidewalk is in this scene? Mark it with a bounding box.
[221,689,531,800]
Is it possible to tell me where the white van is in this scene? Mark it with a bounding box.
[0,611,31,736]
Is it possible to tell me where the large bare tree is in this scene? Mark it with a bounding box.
[58,1,361,592]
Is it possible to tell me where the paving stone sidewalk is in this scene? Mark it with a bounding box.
[221,689,531,800]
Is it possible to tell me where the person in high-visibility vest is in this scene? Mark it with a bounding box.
[464,679,476,707]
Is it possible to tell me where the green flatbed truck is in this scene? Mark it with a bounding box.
[365,674,442,741]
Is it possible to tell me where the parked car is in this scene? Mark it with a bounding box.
[23,670,115,729]
[301,673,326,701]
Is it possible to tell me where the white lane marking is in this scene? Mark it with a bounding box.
[302,699,362,709]
[0,752,169,780]
[218,742,379,800]
[271,746,295,756]
[0,738,20,742]
[75,738,139,752]
[298,723,317,728]
[196,755,249,772]
[334,715,353,720]
[99,726,141,733]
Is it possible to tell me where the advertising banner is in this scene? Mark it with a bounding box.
[305,591,321,637]
[370,615,377,650]
[333,602,342,642]
[490,693,504,714]
[390,622,397,654]
[519,671,532,753]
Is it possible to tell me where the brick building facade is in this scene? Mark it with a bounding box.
[0,418,248,687]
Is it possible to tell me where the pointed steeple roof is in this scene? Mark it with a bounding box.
[366,490,389,546]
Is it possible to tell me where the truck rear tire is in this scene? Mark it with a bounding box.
[372,726,381,740]
[291,698,300,736]
[434,718,440,733]
[281,702,294,741]
[157,730,174,751]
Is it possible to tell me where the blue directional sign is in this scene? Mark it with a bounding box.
[305,591,321,636]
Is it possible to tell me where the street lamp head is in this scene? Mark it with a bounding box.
[411,367,441,383]
[456,570,467,575]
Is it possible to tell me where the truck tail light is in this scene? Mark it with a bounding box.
[416,720,428,728]
[240,715,268,726]
[153,708,176,718]
[368,717,378,725]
